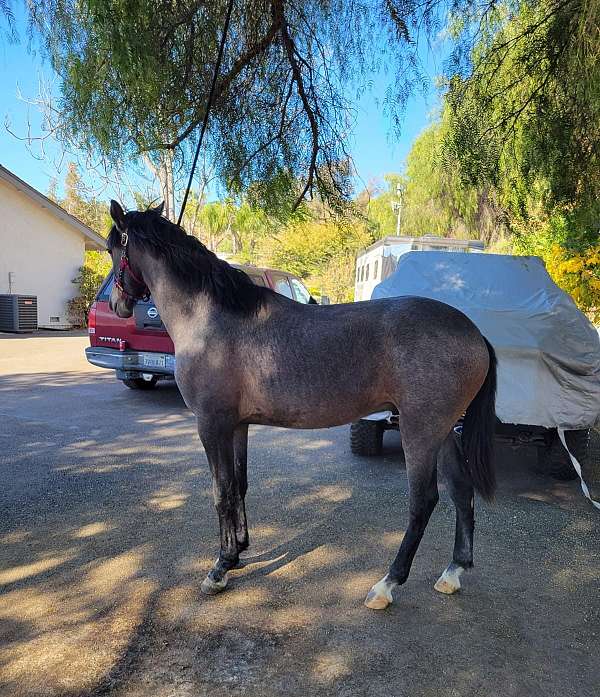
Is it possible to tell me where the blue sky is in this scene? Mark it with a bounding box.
[0,8,444,202]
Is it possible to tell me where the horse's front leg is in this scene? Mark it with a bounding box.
[233,424,249,553]
[197,417,240,595]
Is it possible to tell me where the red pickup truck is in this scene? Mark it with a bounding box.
[86,265,315,389]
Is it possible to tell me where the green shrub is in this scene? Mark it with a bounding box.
[67,251,112,327]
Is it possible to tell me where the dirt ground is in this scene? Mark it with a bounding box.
[0,331,598,697]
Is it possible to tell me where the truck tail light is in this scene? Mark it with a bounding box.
[88,302,97,334]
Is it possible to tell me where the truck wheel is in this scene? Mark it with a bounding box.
[542,429,589,481]
[122,376,158,390]
[350,420,384,456]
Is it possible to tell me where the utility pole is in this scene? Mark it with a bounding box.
[391,182,405,236]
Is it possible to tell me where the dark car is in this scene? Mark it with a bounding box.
[86,265,314,389]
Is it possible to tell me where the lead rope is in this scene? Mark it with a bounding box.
[177,0,235,227]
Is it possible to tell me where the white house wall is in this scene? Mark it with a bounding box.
[0,179,85,328]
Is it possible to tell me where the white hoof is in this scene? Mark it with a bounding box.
[201,573,229,595]
[434,565,463,595]
[364,576,394,610]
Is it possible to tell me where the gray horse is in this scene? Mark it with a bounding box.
[107,201,497,610]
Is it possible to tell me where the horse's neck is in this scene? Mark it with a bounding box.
[136,249,213,345]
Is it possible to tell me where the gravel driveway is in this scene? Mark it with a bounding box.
[0,331,598,697]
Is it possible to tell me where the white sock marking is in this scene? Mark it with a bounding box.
[371,574,394,601]
[438,564,463,591]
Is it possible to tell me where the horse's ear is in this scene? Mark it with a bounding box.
[110,200,126,230]
[153,201,165,216]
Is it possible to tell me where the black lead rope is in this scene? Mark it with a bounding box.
[177,0,235,227]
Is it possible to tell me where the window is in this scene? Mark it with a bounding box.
[272,274,294,299]
[97,272,114,301]
[360,266,364,282]
[356,267,360,282]
[248,274,267,287]
[365,263,369,281]
[374,259,379,279]
[289,278,312,304]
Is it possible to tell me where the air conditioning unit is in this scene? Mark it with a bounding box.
[0,295,38,333]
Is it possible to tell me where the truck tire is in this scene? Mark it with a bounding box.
[541,429,589,481]
[122,376,158,390]
[350,420,384,456]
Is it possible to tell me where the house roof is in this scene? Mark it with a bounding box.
[0,164,106,251]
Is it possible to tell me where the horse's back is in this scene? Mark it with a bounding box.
[274,294,484,356]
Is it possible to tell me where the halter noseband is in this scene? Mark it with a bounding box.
[114,231,150,302]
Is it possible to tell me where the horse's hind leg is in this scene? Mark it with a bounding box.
[233,424,249,554]
[434,431,474,595]
[365,442,441,610]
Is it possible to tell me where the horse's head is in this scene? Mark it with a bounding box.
[106,200,163,318]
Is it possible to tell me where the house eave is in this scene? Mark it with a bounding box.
[0,164,106,251]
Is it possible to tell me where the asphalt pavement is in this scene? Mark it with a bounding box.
[0,331,598,697]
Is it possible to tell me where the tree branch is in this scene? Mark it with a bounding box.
[272,0,320,208]
[143,19,282,152]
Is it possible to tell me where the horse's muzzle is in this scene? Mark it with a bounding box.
[109,288,134,318]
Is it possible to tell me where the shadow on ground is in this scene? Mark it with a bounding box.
[0,330,88,340]
[0,371,598,697]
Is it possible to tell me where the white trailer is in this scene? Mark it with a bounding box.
[354,235,484,301]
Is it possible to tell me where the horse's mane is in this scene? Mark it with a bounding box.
[107,209,267,315]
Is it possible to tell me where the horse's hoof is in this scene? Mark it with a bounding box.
[434,567,462,595]
[201,573,228,595]
[364,577,394,610]
[434,578,460,594]
[364,590,392,610]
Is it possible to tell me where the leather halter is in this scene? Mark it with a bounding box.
[114,231,150,301]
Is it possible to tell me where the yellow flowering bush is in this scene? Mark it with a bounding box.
[545,244,600,323]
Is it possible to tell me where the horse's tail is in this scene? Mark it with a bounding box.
[462,337,497,501]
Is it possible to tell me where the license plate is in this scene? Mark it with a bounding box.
[143,354,166,369]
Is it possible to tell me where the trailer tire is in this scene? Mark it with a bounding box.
[541,429,589,481]
[350,420,384,456]
[586,428,600,498]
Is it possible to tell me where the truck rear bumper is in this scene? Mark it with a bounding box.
[85,346,176,377]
